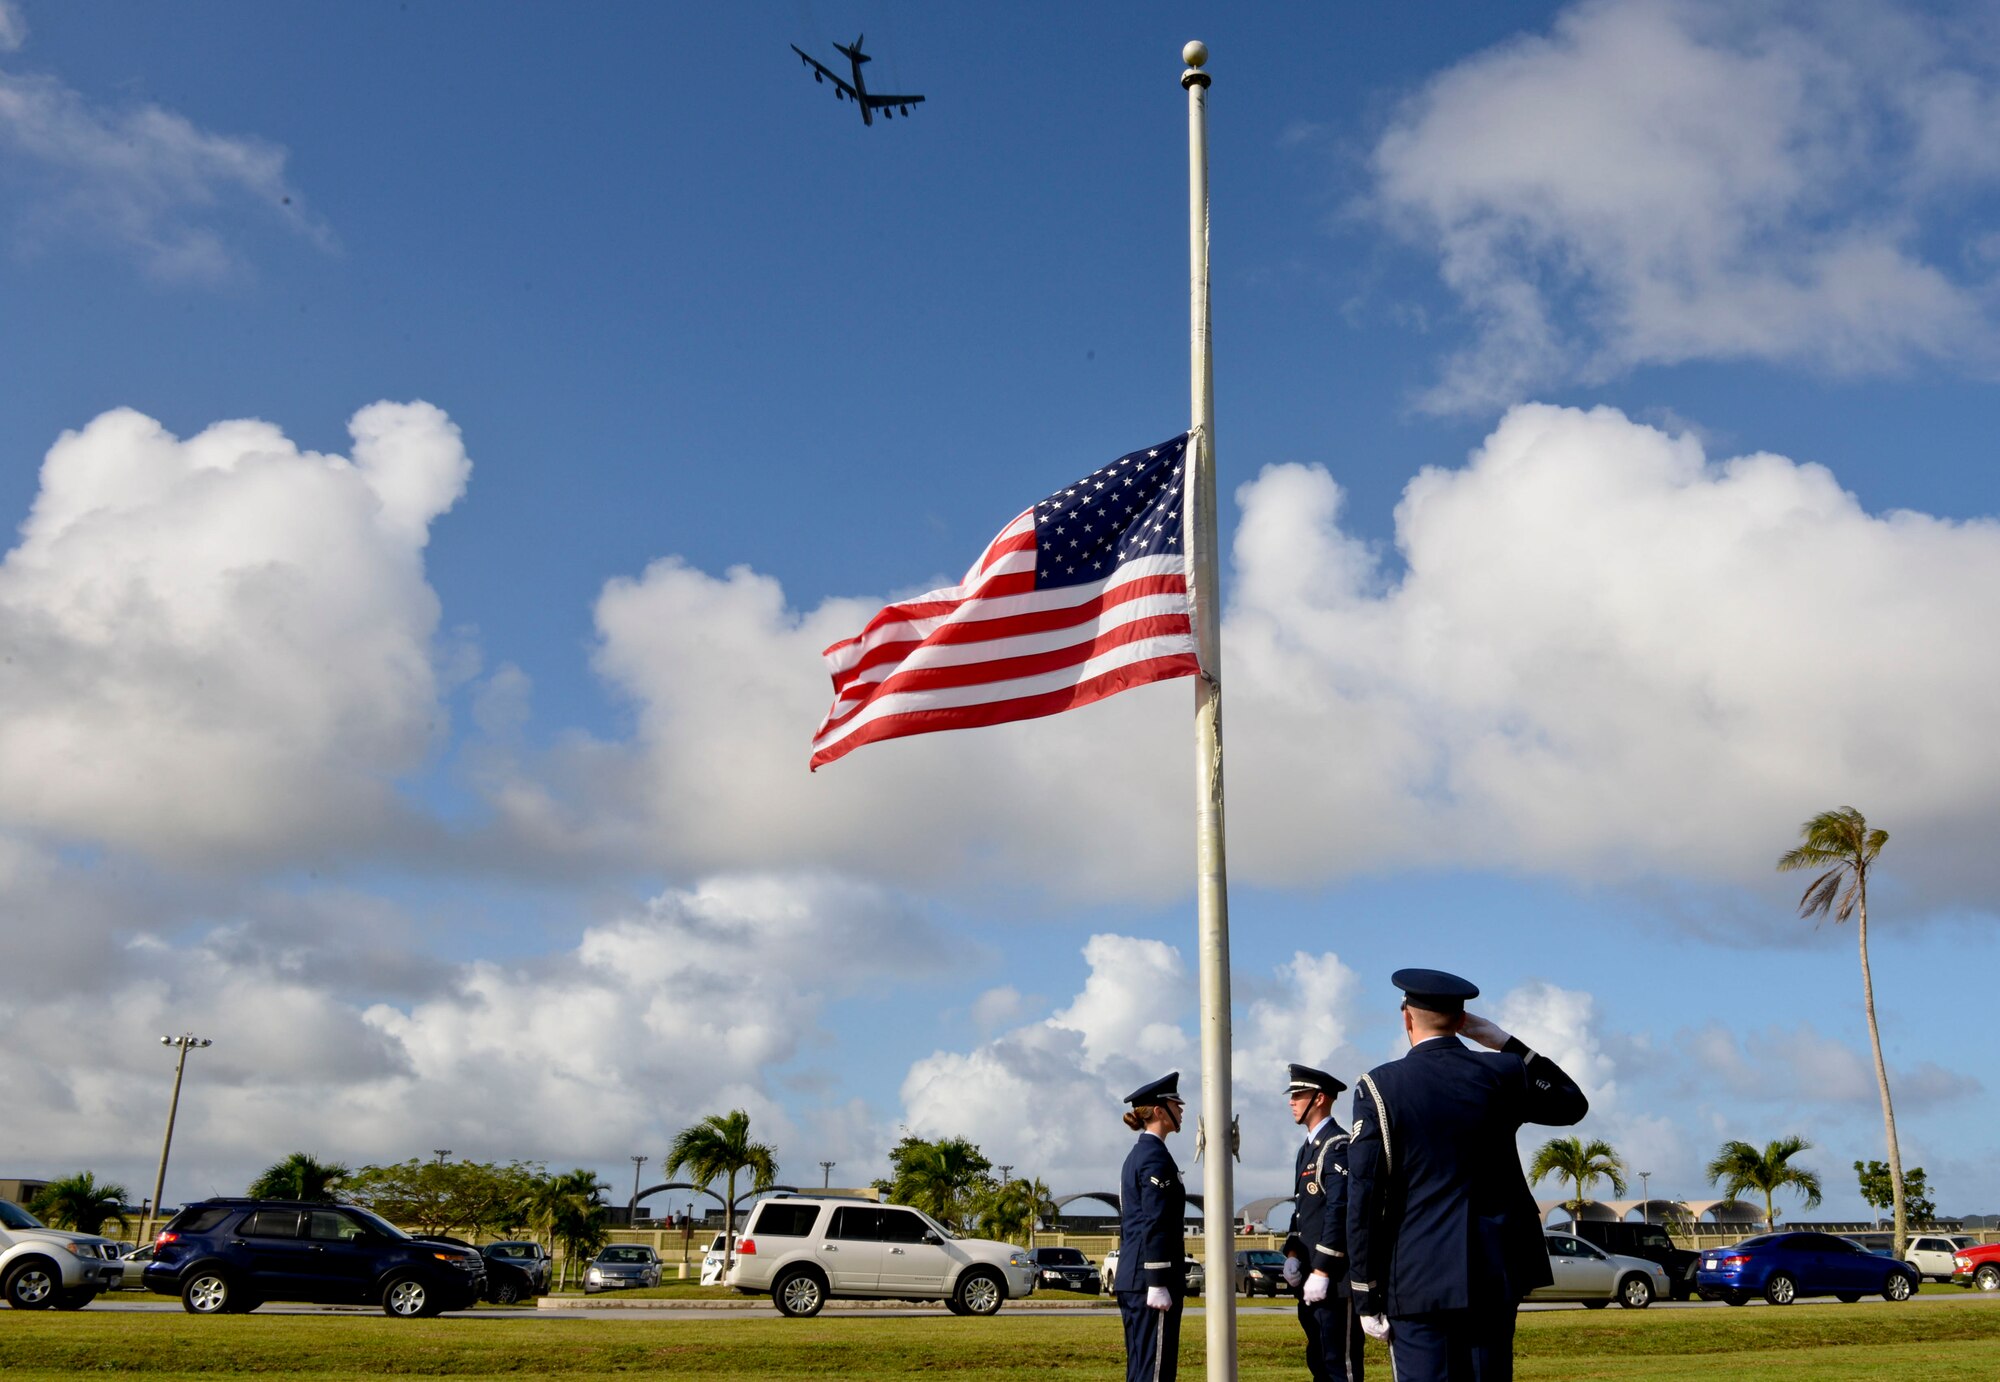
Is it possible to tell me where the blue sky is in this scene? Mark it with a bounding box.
[2,0,1996,1226]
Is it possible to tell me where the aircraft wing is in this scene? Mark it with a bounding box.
[865,92,925,110]
[791,45,858,99]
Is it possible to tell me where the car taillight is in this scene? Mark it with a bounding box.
[155,1232,179,1246]
[736,1239,756,1255]
[1720,1255,1748,1268]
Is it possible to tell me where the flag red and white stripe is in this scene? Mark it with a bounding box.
[810,437,1200,769]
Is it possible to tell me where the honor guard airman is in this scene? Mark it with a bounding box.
[1288,1062,1365,1382]
[1114,1071,1187,1382]
[1345,969,1589,1382]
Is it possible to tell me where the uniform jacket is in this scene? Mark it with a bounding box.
[1292,1116,1354,1292]
[1345,1034,1586,1316]
[1114,1131,1187,1293]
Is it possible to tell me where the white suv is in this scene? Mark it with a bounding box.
[2,1199,126,1310]
[725,1195,1035,1317]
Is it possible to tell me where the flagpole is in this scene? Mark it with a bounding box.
[1182,39,1237,1382]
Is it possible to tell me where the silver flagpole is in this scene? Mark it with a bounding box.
[1181,39,1237,1382]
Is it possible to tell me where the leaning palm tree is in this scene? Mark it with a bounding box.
[28,1172,131,1237]
[1706,1137,1823,1231]
[1779,806,1904,1258]
[247,1152,351,1202]
[1528,1136,1626,1229]
[664,1111,777,1276]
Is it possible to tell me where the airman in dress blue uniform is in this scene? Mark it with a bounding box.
[1345,969,1588,1382]
[1289,1063,1365,1382]
[1114,1070,1187,1382]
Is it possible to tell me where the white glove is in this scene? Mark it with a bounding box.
[1360,1314,1392,1341]
[1459,1012,1510,1051]
[1281,1258,1303,1287]
[1145,1285,1172,1311]
[1302,1271,1329,1305]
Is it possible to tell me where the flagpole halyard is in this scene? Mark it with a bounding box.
[1182,39,1237,1382]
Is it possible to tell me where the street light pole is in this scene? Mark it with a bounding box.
[819,1161,834,1189]
[433,1149,452,1165]
[145,1034,213,1246]
[1639,1171,1652,1222]
[630,1155,648,1221]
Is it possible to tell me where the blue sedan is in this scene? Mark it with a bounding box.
[1696,1231,1919,1306]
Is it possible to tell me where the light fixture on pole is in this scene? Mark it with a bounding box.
[630,1155,648,1221]
[145,1034,213,1247]
[433,1149,452,1165]
[819,1160,834,1188]
[997,1164,1013,1184]
[1639,1170,1652,1222]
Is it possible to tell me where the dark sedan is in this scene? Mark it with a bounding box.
[1696,1231,1919,1305]
[1025,1246,1101,1294]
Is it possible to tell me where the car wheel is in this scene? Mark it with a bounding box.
[1581,1298,1610,1309]
[1975,1264,2000,1293]
[52,1288,97,1311]
[181,1271,234,1315]
[491,1279,522,1306]
[1617,1274,1654,1309]
[1835,1293,1860,1303]
[773,1267,827,1319]
[1723,1290,1748,1306]
[1764,1272,1797,1306]
[954,1268,1006,1317]
[1882,1271,1913,1302]
[3,1257,61,1310]
[383,1274,434,1318]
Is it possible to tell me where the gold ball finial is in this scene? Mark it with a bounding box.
[1182,41,1209,69]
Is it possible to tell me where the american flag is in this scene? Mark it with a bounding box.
[810,433,1201,769]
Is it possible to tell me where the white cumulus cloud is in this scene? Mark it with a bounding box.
[0,403,469,864]
[1371,0,2000,410]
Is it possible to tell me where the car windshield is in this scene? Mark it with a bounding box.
[599,1247,652,1263]
[345,1207,409,1241]
[1734,1235,1777,1248]
[1040,1248,1086,1265]
[488,1243,532,1255]
[1634,1228,1672,1249]
[0,1200,46,1230]
[1248,1251,1285,1266]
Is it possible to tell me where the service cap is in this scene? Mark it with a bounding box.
[1124,1070,1183,1106]
[1391,967,1480,1014]
[1286,1063,1347,1097]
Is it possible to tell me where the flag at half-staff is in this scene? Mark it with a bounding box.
[810,433,1200,769]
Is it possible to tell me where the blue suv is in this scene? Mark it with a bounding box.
[143,1199,485,1317]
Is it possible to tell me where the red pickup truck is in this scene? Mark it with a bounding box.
[1952,1241,2000,1291]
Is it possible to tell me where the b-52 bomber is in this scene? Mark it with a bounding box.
[790,35,925,126]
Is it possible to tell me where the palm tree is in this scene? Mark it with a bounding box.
[1527,1136,1626,1229]
[974,1175,1053,1244]
[664,1111,777,1276]
[247,1152,350,1202]
[1706,1137,1823,1231]
[1779,806,1904,1257]
[29,1172,132,1237]
[517,1168,609,1290]
[883,1136,991,1233]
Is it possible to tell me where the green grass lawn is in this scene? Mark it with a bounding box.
[1,1297,1994,1381]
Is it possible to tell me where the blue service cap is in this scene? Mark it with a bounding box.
[1286,1063,1346,1096]
[1391,967,1480,1014]
[1124,1070,1182,1106]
